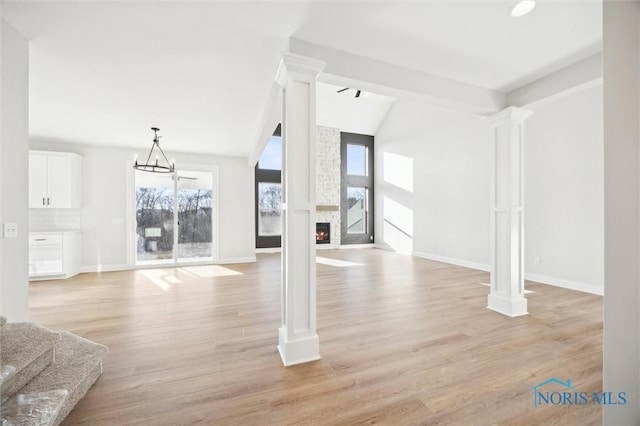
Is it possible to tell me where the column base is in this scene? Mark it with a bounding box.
[277,326,320,366]
[487,293,528,317]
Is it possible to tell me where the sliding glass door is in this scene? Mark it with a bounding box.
[176,171,214,262]
[135,169,214,266]
[135,173,175,264]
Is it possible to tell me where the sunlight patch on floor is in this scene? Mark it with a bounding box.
[141,265,243,290]
[141,269,174,291]
[316,256,363,267]
[182,265,243,278]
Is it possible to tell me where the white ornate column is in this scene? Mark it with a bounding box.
[487,106,533,317]
[275,52,325,366]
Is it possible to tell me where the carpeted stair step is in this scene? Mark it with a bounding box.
[0,320,61,403]
[1,331,108,426]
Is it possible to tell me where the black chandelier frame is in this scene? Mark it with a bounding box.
[133,127,175,174]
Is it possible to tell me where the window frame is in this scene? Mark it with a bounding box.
[341,132,375,245]
[255,124,282,248]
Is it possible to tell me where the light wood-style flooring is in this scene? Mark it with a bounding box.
[28,249,603,425]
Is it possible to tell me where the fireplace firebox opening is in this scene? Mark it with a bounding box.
[316,222,330,244]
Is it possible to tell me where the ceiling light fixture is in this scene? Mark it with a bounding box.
[511,0,536,17]
[133,127,175,173]
[337,87,362,98]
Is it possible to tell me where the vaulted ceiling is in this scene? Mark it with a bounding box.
[2,1,602,157]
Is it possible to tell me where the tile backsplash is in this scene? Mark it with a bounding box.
[29,209,82,232]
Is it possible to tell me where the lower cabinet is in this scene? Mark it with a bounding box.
[29,232,81,280]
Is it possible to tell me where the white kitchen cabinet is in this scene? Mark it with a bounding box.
[29,151,82,208]
[29,232,82,280]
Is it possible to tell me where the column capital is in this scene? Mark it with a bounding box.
[485,106,533,127]
[274,52,326,86]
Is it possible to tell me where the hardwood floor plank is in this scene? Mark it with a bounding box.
[26,249,603,425]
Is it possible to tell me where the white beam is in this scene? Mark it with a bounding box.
[290,38,504,115]
[507,53,602,109]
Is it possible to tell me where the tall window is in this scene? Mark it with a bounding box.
[341,132,374,245]
[255,125,282,248]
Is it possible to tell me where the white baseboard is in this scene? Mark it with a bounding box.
[80,264,129,273]
[412,251,491,272]
[256,248,281,254]
[216,256,256,264]
[374,243,392,251]
[339,243,375,249]
[411,251,602,296]
[524,272,603,296]
[375,243,413,254]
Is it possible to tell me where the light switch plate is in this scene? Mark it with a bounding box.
[4,223,18,238]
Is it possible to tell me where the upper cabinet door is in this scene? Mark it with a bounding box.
[28,154,48,208]
[47,155,74,208]
[29,151,82,209]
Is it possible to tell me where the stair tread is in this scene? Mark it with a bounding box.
[0,322,60,401]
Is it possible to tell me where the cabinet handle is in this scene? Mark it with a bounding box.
[35,238,46,241]
[42,197,45,205]
[47,198,50,205]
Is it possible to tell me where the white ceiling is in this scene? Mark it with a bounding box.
[317,83,396,135]
[2,1,602,157]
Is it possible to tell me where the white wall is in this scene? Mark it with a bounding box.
[525,84,604,294]
[29,140,256,270]
[602,1,640,423]
[375,87,604,294]
[1,20,30,321]
[374,99,490,269]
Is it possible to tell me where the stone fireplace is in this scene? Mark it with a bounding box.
[315,126,341,249]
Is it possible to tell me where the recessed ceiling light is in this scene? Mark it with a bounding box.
[511,0,536,17]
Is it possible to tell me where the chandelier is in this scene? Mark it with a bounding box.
[133,127,175,173]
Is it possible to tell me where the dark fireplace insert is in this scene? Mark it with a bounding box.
[316,222,330,244]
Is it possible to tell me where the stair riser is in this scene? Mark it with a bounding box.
[52,362,103,426]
